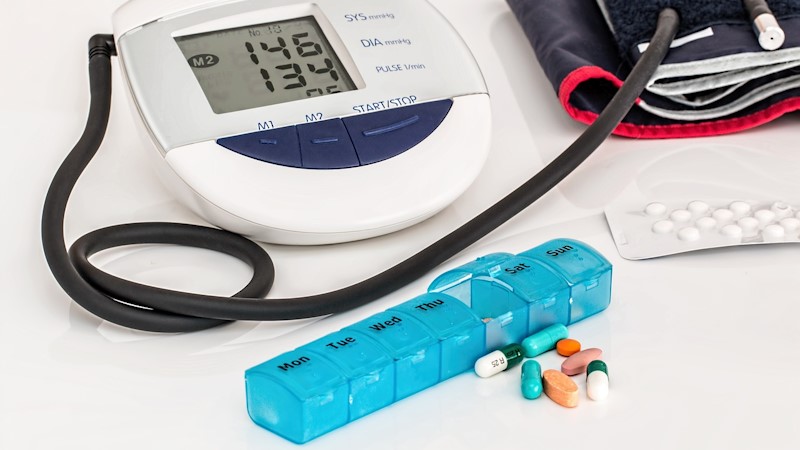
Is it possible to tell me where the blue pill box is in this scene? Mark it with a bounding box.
[245,239,612,443]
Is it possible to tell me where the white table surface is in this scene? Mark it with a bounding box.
[3,0,800,449]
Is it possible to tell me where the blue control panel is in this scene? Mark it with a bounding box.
[245,239,612,443]
[217,100,453,169]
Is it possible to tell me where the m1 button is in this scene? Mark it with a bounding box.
[217,126,302,168]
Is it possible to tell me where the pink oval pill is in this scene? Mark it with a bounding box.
[561,348,603,376]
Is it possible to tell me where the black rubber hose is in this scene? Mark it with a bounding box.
[42,10,679,332]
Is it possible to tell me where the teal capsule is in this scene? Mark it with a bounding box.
[521,324,568,358]
[521,360,543,400]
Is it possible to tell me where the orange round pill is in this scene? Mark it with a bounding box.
[556,339,581,357]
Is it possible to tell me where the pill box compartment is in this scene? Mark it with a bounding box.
[345,311,441,400]
[245,350,349,444]
[391,293,485,380]
[519,239,612,323]
[303,330,395,421]
[429,254,573,350]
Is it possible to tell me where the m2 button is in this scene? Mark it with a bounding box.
[343,100,453,165]
[216,125,302,168]
[297,119,360,169]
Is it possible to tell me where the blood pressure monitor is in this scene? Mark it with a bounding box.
[113,0,490,244]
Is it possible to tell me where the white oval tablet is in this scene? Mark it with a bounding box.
[720,224,743,239]
[738,217,760,237]
[687,201,709,215]
[770,202,792,219]
[780,218,800,232]
[645,202,667,216]
[729,201,751,217]
[678,227,700,242]
[712,209,734,223]
[652,220,674,234]
[695,217,717,230]
[670,209,692,223]
[754,209,776,227]
[763,224,785,242]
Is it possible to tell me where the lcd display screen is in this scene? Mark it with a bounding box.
[175,16,357,114]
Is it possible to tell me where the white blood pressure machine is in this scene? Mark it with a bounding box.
[114,0,490,244]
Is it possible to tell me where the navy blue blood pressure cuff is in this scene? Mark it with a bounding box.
[506,0,800,138]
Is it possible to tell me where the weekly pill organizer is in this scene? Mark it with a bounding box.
[112,0,490,244]
[245,239,612,443]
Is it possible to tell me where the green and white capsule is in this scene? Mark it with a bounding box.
[474,343,524,378]
[586,360,609,401]
[520,360,543,399]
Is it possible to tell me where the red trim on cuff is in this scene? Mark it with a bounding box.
[558,65,800,139]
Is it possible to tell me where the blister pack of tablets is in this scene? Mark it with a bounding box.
[605,197,800,260]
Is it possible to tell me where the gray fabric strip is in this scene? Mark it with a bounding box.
[638,74,800,121]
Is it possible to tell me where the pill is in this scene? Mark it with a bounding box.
[754,209,776,227]
[521,324,568,358]
[644,202,667,216]
[738,217,760,237]
[695,216,717,230]
[720,224,743,239]
[561,348,603,376]
[474,343,524,378]
[586,360,609,401]
[712,208,734,223]
[652,220,674,234]
[677,226,700,242]
[542,369,578,408]
[780,218,799,232]
[771,202,792,219]
[763,224,785,242]
[729,201,751,217]
[521,360,543,400]
[670,209,691,222]
[556,339,581,357]
[687,201,709,215]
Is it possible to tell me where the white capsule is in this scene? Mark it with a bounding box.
[645,202,667,216]
[474,344,524,378]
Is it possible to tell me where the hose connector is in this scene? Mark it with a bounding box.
[743,0,785,51]
[89,34,117,58]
